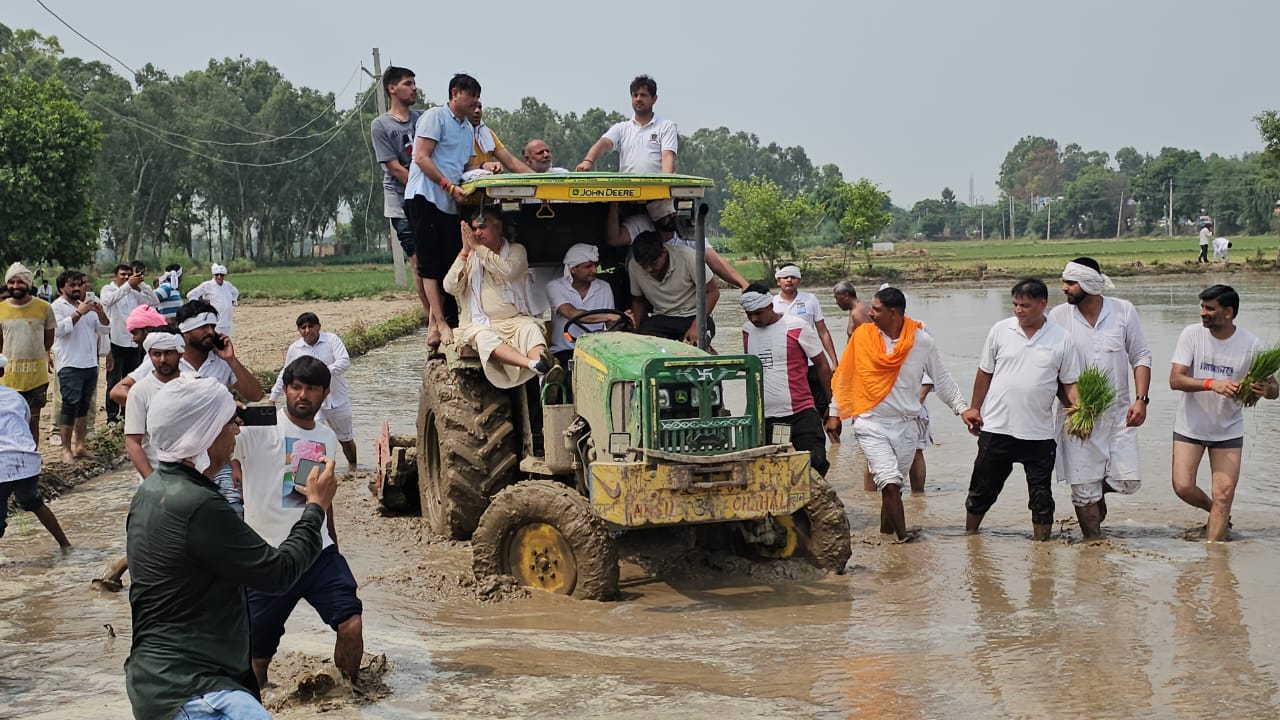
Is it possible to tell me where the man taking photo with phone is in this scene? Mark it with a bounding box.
[232,356,364,689]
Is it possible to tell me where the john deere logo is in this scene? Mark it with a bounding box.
[569,187,638,198]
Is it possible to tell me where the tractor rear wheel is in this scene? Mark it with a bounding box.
[472,480,618,600]
[416,356,518,540]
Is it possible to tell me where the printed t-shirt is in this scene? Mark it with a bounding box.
[743,315,823,418]
[0,298,55,391]
[234,409,337,549]
[1171,324,1261,442]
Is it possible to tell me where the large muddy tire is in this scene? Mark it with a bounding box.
[417,356,518,540]
[472,480,619,600]
[793,470,853,573]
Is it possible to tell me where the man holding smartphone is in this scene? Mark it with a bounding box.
[233,356,364,688]
[101,262,158,426]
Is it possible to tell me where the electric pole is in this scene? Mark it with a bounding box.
[1167,178,1174,237]
[364,48,407,288]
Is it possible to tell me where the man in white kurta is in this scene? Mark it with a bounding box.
[1049,258,1152,539]
[443,209,549,389]
[186,264,239,337]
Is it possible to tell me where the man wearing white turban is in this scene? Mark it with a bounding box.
[1049,257,1152,539]
[125,375,338,720]
[545,243,616,369]
[186,264,239,337]
[1,261,56,445]
[739,283,833,476]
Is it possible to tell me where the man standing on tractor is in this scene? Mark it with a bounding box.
[629,231,719,345]
[830,286,978,542]
[740,285,833,476]
[576,75,677,173]
[443,207,554,387]
[405,73,480,348]
[522,139,569,174]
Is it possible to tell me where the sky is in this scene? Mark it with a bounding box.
[7,0,1279,206]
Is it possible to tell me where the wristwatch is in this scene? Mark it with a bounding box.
[1136,395,1150,404]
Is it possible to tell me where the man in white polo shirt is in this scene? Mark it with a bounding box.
[576,75,678,173]
[1169,284,1278,541]
[965,278,1080,541]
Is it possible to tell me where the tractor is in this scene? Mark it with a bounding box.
[377,172,852,599]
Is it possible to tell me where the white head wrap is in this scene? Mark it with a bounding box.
[646,199,675,221]
[148,376,237,474]
[775,265,802,280]
[211,263,229,276]
[178,312,219,333]
[142,332,185,353]
[0,352,8,370]
[562,243,599,280]
[5,262,33,286]
[1062,261,1114,296]
[740,290,774,312]
[159,269,181,288]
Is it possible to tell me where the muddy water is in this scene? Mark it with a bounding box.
[5,275,1280,718]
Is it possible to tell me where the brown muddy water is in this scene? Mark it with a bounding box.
[3,275,1280,719]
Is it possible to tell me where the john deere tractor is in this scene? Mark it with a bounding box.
[392,173,851,600]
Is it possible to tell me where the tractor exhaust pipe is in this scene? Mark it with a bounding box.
[694,202,710,351]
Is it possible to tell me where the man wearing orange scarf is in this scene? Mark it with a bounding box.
[830,287,978,541]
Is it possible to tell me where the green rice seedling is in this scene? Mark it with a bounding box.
[1065,366,1117,441]
[1235,343,1280,407]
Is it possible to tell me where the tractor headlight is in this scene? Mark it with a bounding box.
[657,389,671,409]
[690,386,721,407]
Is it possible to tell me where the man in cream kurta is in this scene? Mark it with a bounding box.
[1049,257,1152,539]
[443,208,549,389]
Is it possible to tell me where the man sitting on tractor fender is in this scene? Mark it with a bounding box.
[443,207,554,387]
[628,231,718,345]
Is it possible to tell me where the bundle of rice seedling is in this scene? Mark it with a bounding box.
[1065,366,1117,441]
[1235,343,1280,407]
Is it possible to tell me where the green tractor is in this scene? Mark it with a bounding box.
[392,173,851,600]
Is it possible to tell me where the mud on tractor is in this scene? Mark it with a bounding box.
[375,173,852,599]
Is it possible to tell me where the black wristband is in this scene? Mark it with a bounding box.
[1136,395,1150,404]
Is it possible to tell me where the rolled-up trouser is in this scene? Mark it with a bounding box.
[766,407,829,476]
[965,431,1056,525]
[853,415,922,490]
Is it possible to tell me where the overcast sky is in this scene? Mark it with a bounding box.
[8,0,1279,205]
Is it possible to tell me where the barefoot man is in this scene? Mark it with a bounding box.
[829,286,977,541]
[1169,284,1277,541]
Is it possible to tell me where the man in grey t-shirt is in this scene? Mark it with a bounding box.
[371,66,427,309]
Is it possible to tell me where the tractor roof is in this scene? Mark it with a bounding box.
[459,172,713,204]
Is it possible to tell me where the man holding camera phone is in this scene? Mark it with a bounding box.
[233,355,364,689]
[101,262,159,426]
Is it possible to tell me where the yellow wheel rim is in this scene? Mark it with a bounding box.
[505,523,577,595]
[756,515,800,559]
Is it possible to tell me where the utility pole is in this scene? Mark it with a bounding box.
[1009,195,1015,239]
[1167,178,1174,237]
[364,48,408,288]
[1046,198,1051,241]
[1115,190,1125,238]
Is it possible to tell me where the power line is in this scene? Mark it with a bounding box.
[34,0,136,77]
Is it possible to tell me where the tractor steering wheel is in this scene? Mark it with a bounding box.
[566,308,632,335]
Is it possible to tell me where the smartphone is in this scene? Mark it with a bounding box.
[211,333,228,351]
[235,405,277,426]
[293,457,324,491]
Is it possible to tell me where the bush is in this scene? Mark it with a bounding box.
[226,258,256,274]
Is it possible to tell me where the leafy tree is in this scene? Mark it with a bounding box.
[834,178,892,267]
[0,72,101,266]
[1257,110,1280,181]
[1061,165,1125,237]
[1130,148,1206,233]
[1115,146,1147,177]
[998,136,1066,201]
[720,177,820,278]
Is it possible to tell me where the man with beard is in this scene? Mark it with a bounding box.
[545,243,615,371]
[628,231,719,345]
[0,262,56,446]
[1169,284,1278,541]
[50,270,110,465]
[522,139,570,174]
[234,356,364,688]
[269,313,357,472]
[101,262,159,425]
[1049,257,1152,539]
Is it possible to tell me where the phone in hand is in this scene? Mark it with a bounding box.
[293,457,324,492]
[235,405,276,426]
[211,333,228,351]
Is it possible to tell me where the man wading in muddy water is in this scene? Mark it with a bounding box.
[1049,258,1152,539]
[829,286,977,541]
[965,278,1080,541]
[235,356,364,689]
[126,376,337,720]
[1168,284,1278,542]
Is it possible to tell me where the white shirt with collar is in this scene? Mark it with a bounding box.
[51,296,104,369]
[602,115,678,173]
[1048,297,1151,405]
[100,280,159,347]
[269,332,351,410]
[861,326,968,421]
[978,316,1081,440]
[186,279,240,337]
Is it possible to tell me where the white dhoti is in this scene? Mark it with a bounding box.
[455,316,547,389]
[853,415,923,490]
[914,404,932,450]
[1055,403,1141,506]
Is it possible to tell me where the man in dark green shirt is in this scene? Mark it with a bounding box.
[125,376,338,720]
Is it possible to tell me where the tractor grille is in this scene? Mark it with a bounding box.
[656,416,754,455]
